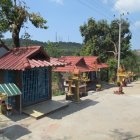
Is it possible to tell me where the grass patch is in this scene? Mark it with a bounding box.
[53,90,65,96]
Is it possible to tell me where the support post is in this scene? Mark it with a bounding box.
[74,79,80,103]
[20,94,22,115]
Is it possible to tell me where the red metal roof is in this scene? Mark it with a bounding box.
[56,56,82,65]
[53,56,92,72]
[83,56,98,65]
[54,65,92,72]
[98,63,109,69]
[53,56,109,73]
[0,46,64,70]
[84,57,109,69]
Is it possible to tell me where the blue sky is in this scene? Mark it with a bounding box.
[4,0,140,50]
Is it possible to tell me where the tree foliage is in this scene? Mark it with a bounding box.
[44,41,62,58]
[0,0,47,47]
[80,18,131,62]
[80,17,136,81]
[107,58,118,81]
[3,38,82,57]
[121,50,139,73]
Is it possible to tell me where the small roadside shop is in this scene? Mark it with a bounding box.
[0,83,22,114]
[0,46,64,112]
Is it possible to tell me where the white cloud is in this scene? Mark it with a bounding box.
[114,0,140,13]
[51,0,64,5]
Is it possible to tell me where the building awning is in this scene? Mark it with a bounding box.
[0,83,21,97]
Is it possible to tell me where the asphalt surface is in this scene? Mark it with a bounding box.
[0,80,140,140]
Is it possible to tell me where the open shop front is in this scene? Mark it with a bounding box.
[0,83,22,115]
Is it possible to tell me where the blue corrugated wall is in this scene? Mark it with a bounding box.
[3,70,16,107]
[4,70,14,83]
[22,67,51,106]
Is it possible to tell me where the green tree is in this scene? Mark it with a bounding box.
[0,0,47,47]
[107,58,118,81]
[121,50,139,73]
[80,18,110,61]
[80,17,132,81]
[44,41,62,58]
[109,19,131,60]
[80,18,131,62]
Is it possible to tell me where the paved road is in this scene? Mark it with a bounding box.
[1,81,140,140]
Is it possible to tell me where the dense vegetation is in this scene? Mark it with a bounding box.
[0,0,139,95]
[0,0,47,47]
[80,18,139,81]
[80,18,131,61]
[3,38,82,57]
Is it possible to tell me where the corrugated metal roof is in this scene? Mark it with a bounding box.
[0,83,21,97]
[98,63,109,68]
[0,46,64,70]
[59,56,84,65]
[84,56,98,66]
[54,65,92,72]
[53,56,109,73]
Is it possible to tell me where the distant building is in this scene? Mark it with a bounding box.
[53,56,109,91]
[0,46,64,111]
[53,56,108,78]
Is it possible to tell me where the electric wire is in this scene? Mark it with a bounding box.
[76,0,112,20]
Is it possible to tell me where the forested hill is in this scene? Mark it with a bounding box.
[3,38,140,57]
[3,38,82,56]
[3,38,82,48]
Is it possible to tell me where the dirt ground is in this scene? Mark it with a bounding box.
[0,80,140,140]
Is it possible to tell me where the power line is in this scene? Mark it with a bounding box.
[76,0,112,20]
[87,0,113,19]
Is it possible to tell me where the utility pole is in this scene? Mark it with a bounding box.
[117,14,124,82]
[118,14,122,72]
[117,13,129,81]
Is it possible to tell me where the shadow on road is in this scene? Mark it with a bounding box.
[102,83,117,90]
[47,99,99,119]
[5,113,29,122]
[0,125,31,140]
[110,129,140,140]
